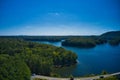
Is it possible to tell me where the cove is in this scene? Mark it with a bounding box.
[35,41,120,77]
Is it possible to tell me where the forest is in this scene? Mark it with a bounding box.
[1,31,119,48]
[62,31,120,48]
[0,31,120,80]
[0,38,77,80]
[100,31,120,46]
[62,36,106,48]
[5,31,120,48]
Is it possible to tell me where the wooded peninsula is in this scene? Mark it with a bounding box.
[0,31,120,80]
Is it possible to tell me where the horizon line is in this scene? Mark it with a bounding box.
[0,30,119,36]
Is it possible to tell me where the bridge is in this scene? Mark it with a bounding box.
[31,72,120,80]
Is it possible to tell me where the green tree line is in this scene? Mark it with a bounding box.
[62,37,106,48]
[0,38,77,80]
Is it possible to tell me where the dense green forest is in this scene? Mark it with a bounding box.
[62,36,106,48]
[0,54,31,80]
[0,38,77,80]
[62,31,120,48]
[100,31,120,46]
[1,31,120,48]
[0,31,120,80]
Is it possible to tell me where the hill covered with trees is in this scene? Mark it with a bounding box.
[0,38,77,80]
[0,30,120,79]
[62,36,106,48]
[1,31,119,49]
[62,31,120,48]
[0,54,31,80]
[100,31,120,40]
[100,31,120,46]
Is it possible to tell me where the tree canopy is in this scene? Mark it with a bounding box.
[0,38,77,79]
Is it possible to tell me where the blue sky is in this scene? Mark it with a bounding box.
[0,0,120,35]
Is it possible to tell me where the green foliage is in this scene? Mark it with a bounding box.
[33,78,47,80]
[69,74,73,78]
[0,38,77,78]
[50,73,61,77]
[101,70,108,75]
[61,31,120,48]
[100,31,120,46]
[100,31,120,40]
[69,74,74,80]
[21,36,62,42]
[62,37,106,48]
[0,54,31,80]
[108,37,120,46]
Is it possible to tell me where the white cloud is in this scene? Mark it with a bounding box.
[54,12,60,16]
[48,12,60,16]
[25,26,32,29]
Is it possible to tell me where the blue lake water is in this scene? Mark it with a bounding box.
[36,41,120,77]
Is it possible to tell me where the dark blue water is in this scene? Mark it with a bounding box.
[36,41,120,77]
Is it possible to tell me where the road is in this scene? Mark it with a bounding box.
[31,72,120,80]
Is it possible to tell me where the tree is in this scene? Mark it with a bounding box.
[101,70,108,75]
[0,54,31,80]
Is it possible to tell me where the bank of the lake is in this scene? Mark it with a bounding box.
[35,41,120,77]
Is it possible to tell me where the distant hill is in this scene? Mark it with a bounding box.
[100,31,120,40]
[100,31,120,45]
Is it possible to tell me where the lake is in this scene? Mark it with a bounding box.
[35,41,120,77]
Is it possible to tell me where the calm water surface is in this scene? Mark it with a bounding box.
[36,41,120,77]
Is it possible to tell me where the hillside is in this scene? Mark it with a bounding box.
[62,31,120,47]
[100,31,120,40]
[0,38,77,80]
[100,31,120,45]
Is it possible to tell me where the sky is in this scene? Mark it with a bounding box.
[0,0,120,35]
